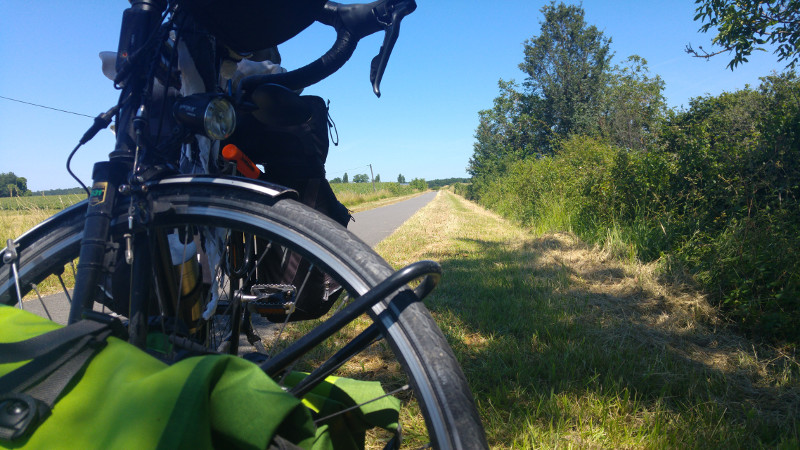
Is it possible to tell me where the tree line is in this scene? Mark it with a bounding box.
[331,173,404,184]
[330,173,455,190]
[0,172,87,197]
[466,1,800,342]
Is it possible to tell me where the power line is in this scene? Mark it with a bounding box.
[0,95,94,118]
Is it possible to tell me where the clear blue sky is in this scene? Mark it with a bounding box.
[0,0,786,191]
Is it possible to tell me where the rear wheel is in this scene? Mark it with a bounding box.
[0,177,487,449]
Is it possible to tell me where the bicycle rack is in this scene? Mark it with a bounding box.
[259,260,442,382]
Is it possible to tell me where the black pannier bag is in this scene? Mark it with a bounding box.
[225,84,352,321]
[180,0,328,53]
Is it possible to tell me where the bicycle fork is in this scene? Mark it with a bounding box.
[69,161,129,326]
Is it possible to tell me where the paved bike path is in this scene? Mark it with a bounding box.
[347,191,437,247]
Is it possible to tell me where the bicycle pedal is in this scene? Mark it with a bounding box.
[246,284,297,317]
[249,284,296,300]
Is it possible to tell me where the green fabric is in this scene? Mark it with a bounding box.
[283,372,401,449]
[0,306,401,449]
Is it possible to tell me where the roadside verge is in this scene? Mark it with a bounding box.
[374,189,800,448]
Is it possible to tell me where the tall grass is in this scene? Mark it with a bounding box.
[331,182,420,211]
[375,190,800,448]
[1,195,83,243]
[2,195,86,298]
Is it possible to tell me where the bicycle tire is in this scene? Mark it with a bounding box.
[0,176,487,449]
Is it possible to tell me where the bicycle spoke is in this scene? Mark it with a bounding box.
[29,284,52,321]
[314,384,410,426]
[56,274,72,304]
[11,264,22,309]
[246,240,272,280]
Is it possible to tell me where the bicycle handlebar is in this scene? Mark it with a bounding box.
[237,0,416,98]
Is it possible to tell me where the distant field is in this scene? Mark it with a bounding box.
[0,194,84,211]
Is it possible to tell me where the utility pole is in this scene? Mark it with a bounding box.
[368,164,376,192]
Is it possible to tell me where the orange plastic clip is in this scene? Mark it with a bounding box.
[222,144,262,179]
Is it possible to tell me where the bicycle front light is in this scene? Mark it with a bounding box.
[174,94,237,140]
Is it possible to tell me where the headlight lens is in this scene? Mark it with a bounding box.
[174,94,237,141]
[204,97,236,140]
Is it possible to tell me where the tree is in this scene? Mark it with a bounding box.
[397,174,406,183]
[409,178,427,191]
[353,173,369,183]
[469,1,612,183]
[330,177,343,183]
[342,172,349,183]
[374,174,381,183]
[519,1,613,139]
[0,172,28,197]
[469,79,546,178]
[599,55,667,150]
[688,0,800,69]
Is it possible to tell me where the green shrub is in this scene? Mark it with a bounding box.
[409,178,427,191]
[469,73,800,341]
[451,182,472,198]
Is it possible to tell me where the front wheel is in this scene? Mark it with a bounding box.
[0,176,487,449]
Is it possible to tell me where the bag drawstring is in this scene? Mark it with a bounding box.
[326,100,339,147]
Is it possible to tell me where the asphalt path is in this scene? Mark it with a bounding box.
[348,191,437,247]
[19,191,437,325]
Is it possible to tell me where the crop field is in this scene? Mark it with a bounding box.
[0,194,84,212]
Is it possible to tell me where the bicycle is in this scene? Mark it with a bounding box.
[0,0,487,448]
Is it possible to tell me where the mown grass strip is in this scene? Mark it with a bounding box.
[375,189,800,448]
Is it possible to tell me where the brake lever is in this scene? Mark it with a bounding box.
[369,0,416,97]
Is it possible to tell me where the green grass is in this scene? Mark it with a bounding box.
[375,189,800,448]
